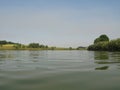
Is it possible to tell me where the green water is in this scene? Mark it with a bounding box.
[0,50,120,90]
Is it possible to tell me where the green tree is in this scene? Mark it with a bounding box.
[108,38,120,51]
[45,45,48,48]
[69,47,72,50]
[28,43,40,48]
[39,44,45,48]
[51,47,56,50]
[0,40,7,45]
[13,43,22,49]
[0,40,15,45]
[99,34,109,41]
[88,35,120,51]
[94,34,109,44]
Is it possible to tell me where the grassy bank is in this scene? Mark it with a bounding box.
[0,40,86,50]
[0,44,86,50]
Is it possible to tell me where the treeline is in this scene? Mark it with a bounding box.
[28,43,48,48]
[88,34,120,51]
[0,40,86,50]
[0,40,16,45]
[0,40,49,49]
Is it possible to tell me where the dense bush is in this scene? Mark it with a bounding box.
[108,39,120,51]
[28,43,40,48]
[88,34,120,51]
[88,41,109,51]
[28,43,48,48]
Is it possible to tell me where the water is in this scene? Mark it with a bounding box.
[0,50,120,90]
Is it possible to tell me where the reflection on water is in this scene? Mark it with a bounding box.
[94,51,109,60]
[110,52,120,60]
[94,51,120,70]
[94,51,120,63]
[0,50,120,90]
[0,51,14,60]
[95,66,109,70]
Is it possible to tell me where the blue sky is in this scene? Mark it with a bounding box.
[0,0,120,47]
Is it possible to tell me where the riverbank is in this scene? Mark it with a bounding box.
[0,45,86,50]
[0,40,86,50]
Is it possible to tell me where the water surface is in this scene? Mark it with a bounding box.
[0,50,120,90]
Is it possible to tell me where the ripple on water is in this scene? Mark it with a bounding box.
[0,50,120,90]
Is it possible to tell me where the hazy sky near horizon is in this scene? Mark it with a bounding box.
[0,0,120,47]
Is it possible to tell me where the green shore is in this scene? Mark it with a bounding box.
[0,44,86,50]
[0,40,86,50]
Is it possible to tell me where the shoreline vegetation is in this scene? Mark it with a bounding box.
[0,40,86,50]
[88,34,120,51]
[0,34,120,51]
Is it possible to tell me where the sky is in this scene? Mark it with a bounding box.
[0,0,120,47]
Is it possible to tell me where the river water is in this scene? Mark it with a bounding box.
[0,50,120,90]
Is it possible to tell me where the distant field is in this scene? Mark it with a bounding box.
[2,44,14,47]
[0,44,15,50]
[0,44,86,50]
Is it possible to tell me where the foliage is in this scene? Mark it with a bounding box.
[76,46,86,50]
[28,43,40,48]
[88,37,120,51]
[45,45,48,48]
[51,47,56,50]
[0,40,15,45]
[88,41,109,51]
[69,47,72,50]
[0,40,83,50]
[108,38,120,51]
[13,44,22,49]
[94,34,109,44]
[28,43,49,49]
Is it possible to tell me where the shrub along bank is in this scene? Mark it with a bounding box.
[88,35,120,51]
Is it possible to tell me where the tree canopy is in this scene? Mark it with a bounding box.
[88,34,120,51]
[94,34,109,44]
[0,40,15,45]
[28,43,40,48]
